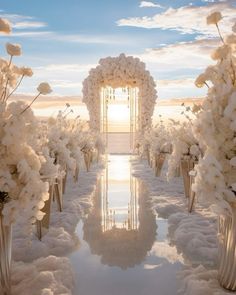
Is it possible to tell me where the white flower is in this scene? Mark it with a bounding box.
[0,18,11,34]
[6,42,22,56]
[230,157,236,167]
[225,34,236,45]
[206,11,222,25]
[224,92,236,121]
[190,144,201,157]
[211,45,230,60]
[82,53,156,132]
[19,67,33,77]
[192,104,202,113]
[195,74,207,88]
[37,82,52,95]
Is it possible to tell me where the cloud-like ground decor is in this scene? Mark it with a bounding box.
[82,53,157,132]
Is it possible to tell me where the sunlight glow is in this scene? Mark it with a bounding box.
[107,155,131,181]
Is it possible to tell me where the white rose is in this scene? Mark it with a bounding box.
[195,73,207,88]
[6,42,22,56]
[211,45,230,60]
[230,157,236,167]
[0,18,11,34]
[190,144,201,157]
[37,82,52,95]
[206,11,222,25]
[19,67,33,77]
[225,34,236,45]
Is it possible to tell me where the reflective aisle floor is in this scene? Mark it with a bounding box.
[69,155,183,295]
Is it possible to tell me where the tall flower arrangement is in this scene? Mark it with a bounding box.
[147,119,172,175]
[0,102,50,225]
[192,13,236,290]
[167,108,202,180]
[0,18,53,295]
[0,18,53,226]
[192,15,236,215]
[47,113,76,172]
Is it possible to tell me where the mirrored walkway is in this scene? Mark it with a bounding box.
[69,155,183,295]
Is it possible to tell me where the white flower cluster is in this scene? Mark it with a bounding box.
[0,18,53,226]
[46,112,104,172]
[192,13,236,215]
[82,53,157,131]
[0,102,49,225]
[167,118,201,179]
[142,120,172,158]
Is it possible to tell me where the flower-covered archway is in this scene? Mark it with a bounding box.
[82,53,157,132]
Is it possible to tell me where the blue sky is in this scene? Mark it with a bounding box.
[0,0,235,100]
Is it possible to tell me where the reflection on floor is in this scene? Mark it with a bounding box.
[69,155,183,295]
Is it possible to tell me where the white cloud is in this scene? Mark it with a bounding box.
[10,31,53,37]
[13,21,47,29]
[137,39,219,71]
[155,78,206,99]
[50,79,82,89]
[5,29,132,45]
[117,2,236,37]
[53,34,130,44]
[0,13,139,46]
[151,241,184,263]
[139,1,163,8]
[157,78,195,88]
[35,63,96,73]
[0,13,48,30]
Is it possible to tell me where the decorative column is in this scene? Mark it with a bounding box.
[218,203,236,291]
[0,202,12,295]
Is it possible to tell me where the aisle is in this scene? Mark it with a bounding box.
[69,155,183,295]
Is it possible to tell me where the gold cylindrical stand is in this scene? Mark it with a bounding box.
[218,203,236,291]
[0,206,12,295]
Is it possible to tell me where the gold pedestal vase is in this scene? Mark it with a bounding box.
[36,184,53,240]
[74,163,79,183]
[174,165,181,177]
[83,151,92,172]
[188,171,196,213]
[218,203,236,291]
[146,147,151,167]
[180,158,195,198]
[155,153,166,177]
[62,166,67,194]
[0,203,12,295]
[54,174,63,212]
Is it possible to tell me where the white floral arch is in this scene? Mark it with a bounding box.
[82,53,157,132]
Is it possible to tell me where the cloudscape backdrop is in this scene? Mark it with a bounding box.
[1,0,236,124]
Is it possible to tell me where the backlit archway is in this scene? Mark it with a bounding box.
[82,54,157,139]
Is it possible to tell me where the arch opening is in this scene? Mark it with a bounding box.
[82,53,157,153]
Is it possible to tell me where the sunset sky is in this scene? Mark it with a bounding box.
[0,0,236,129]
[0,1,235,98]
